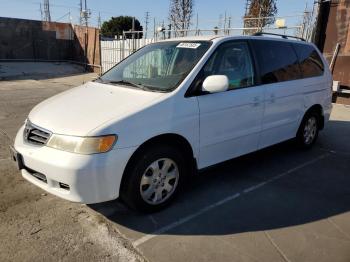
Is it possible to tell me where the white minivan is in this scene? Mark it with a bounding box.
[12,34,332,212]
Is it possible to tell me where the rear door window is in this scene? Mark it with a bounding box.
[293,44,324,78]
[252,40,301,84]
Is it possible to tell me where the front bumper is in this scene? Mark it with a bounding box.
[14,125,137,204]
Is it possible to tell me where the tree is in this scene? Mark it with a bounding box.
[101,16,143,39]
[169,0,194,36]
[244,0,277,34]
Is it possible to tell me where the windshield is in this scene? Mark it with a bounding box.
[98,41,211,92]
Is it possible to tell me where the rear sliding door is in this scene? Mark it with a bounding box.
[251,39,304,149]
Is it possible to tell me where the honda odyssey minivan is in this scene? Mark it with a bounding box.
[12,34,332,212]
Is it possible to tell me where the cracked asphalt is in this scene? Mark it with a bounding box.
[0,63,146,262]
[1,62,350,262]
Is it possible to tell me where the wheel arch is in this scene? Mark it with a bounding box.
[119,133,197,196]
[304,104,324,130]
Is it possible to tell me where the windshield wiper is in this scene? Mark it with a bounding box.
[102,79,166,92]
[106,80,146,89]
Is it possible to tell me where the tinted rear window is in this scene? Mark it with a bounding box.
[293,44,324,78]
[252,40,301,84]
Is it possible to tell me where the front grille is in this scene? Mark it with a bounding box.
[23,120,51,146]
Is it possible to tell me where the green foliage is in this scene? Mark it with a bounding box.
[244,0,278,34]
[101,16,143,39]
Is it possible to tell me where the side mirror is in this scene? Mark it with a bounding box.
[202,75,229,93]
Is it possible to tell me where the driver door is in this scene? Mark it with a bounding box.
[196,41,265,168]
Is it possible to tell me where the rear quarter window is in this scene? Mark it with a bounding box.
[252,40,301,84]
[293,44,324,78]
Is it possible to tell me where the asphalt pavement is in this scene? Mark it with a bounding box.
[1,62,350,262]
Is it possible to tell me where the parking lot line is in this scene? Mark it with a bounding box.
[264,231,291,262]
[132,153,329,247]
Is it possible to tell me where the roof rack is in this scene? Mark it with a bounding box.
[252,32,306,42]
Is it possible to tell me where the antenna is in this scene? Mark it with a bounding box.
[144,11,150,39]
[43,0,51,22]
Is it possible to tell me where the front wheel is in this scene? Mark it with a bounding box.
[121,145,186,212]
[296,112,320,149]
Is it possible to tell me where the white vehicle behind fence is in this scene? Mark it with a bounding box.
[11,34,332,212]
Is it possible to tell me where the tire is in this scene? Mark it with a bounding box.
[120,145,187,213]
[296,111,320,149]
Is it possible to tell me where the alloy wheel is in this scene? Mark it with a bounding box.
[139,158,179,205]
[303,116,317,145]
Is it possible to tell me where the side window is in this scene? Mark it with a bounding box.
[293,44,324,78]
[202,41,255,90]
[252,40,301,84]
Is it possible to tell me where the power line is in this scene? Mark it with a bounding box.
[55,11,71,22]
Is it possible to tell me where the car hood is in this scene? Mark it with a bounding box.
[28,81,165,136]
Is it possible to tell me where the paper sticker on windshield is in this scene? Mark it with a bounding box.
[176,42,201,49]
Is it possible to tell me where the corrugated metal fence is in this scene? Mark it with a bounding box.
[100,38,154,73]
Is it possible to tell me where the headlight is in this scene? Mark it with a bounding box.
[46,134,117,154]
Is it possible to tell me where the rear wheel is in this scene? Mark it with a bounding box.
[121,145,186,212]
[296,111,320,149]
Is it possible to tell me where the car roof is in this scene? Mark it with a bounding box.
[159,35,224,42]
[159,34,312,45]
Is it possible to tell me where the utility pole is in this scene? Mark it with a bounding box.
[153,17,156,39]
[79,0,83,25]
[97,12,102,28]
[258,4,262,32]
[132,17,136,52]
[132,17,135,33]
[161,20,166,39]
[80,0,91,27]
[144,11,150,39]
[218,14,223,30]
[168,23,172,39]
[227,16,231,35]
[224,11,227,33]
[79,0,91,71]
[43,0,51,22]
[39,3,43,21]
[243,0,252,32]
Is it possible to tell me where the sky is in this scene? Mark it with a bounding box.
[0,0,315,30]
